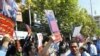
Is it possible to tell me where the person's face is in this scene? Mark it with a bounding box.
[79,48,83,53]
[70,42,79,55]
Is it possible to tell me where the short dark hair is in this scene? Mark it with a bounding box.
[69,39,78,47]
[80,46,87,51]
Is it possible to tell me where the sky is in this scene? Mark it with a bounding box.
[78,0,100,16]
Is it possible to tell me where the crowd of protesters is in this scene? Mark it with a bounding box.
[0,0,100,56]
[0,32,100,56]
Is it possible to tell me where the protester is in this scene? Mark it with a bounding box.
[95,36,100,56]
[6,40,16,56]
[79,46,90,56]
[15,40,23,56]
[86,40,97,56]
[0,34,11,56]
[58,35,69,56]
[40,37,53,56]
[23,35,32,56]
[28,37,38,56]
[59,41,69,56]
[66,39,81,56]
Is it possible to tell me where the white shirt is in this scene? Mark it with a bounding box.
[81,51,90,56]
[0,46,7,56]
[87,44,97,56]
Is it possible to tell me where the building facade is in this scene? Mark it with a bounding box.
[94,15,100,28]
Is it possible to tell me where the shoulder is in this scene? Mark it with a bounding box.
[0,46,7,52]
[66,52,74,56]
[65,50,71,55]
[0,50,6,56]
[67,53,72,56]
[83,51,90,56]
[91,44,96,49]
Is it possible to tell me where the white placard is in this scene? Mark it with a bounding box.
[72,25,82,37]
[37,33,43,47]
[13,31,28,40]
[44,10,56,20]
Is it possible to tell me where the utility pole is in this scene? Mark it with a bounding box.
[29,5,32,26]
[90,0,93,17]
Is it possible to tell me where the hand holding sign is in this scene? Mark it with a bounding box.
[37,33,43,47]
[51,32,62,43]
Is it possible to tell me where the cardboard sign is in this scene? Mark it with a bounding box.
[72,25,82,37]
[37,33,43,47]
[13,31,28,40]
[16,11,22,22]
[44,10,62,42]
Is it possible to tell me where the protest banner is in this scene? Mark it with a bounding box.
[44,10,62,42]
[0,13,15,38]
[72,25,82,37]
[16,11,22,22]
[13,31,28,40]
[37,33,43,47]
[37,33,43,55]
